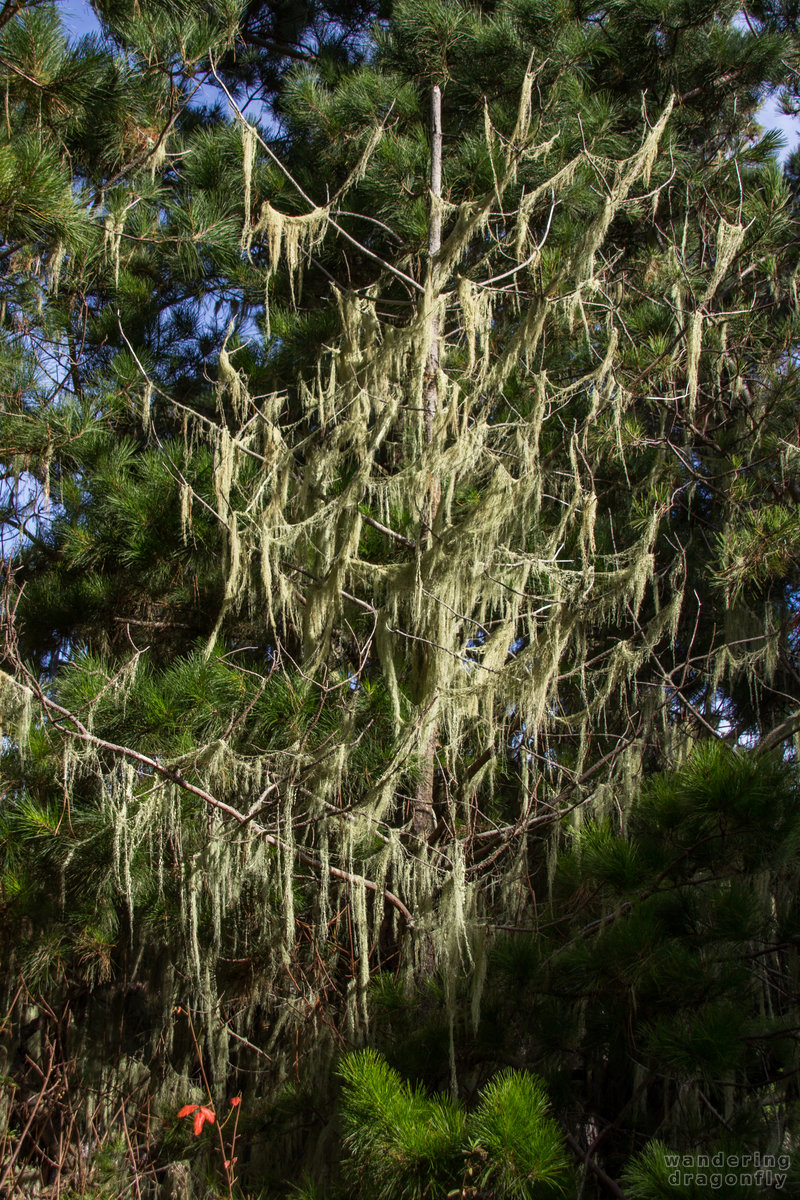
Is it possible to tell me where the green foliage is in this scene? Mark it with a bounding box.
[477,743,800,1184]
[468,1070,570,1200]
[339,1052,570,1200]
[621,1141,764,1199]
[1,0,800,1195]
[339,1050,466,1200]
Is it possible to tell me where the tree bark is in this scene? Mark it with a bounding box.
[414,84,442,840]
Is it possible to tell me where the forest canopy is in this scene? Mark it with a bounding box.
[1,0,800,1195]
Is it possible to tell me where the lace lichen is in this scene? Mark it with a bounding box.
[8,73,780,1117]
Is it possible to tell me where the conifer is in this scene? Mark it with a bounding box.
[0,0,799,1194]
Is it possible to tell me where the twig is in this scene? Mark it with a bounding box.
[0,635,414,927]
[361,511,416,549]
[0,1045,55,1194]
[562,1127,627,1199]
[210,62,425,295]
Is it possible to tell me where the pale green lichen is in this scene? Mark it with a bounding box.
[9,76,778,1089]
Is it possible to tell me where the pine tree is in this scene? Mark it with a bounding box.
[338,1050,571,1200]
[478,744,800,1196]
[1,0,799,1194]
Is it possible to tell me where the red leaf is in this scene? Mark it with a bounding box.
[199,1106,215,1125]
[177,1105,198,1119]
[193,1110,205,1137]
[229,1096,241,1108]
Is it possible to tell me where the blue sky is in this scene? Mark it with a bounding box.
[58,0,100,38]
[759,93,799,158]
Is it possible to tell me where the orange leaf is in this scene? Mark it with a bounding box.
[177,1105,198,1119]
[193,1110,206,1137]
[199,1106,215,1125]
[229,1096,241,1108]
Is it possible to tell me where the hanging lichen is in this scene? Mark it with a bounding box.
[218,335,250,424]
[4,56,790,1156]
[103,211,125,286]
[246,201,329,305]
[0,669,31,746]
[241,120,258,247]
[48,241,65,296]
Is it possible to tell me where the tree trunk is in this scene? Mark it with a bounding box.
[414,84,442,840]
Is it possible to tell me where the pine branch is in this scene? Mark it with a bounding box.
[361,511,416,550]
[757,707,800,755]
[0,649,414,927]
[210,60,426,295]
[241,33,315,63]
